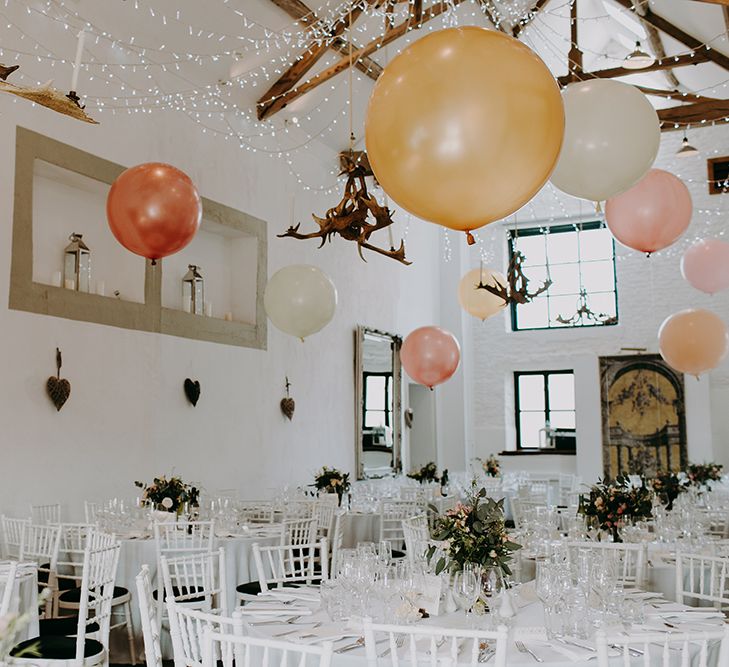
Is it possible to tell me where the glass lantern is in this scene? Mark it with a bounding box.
[63,233,91,292]
[182,264,204,315]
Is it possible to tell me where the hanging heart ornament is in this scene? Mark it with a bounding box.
[46,348,71,411]
[184,378,201,407]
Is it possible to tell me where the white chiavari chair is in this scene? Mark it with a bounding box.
[8,531,121,667]
[153,520,215,621]
[1,516,29,559]
[595,627,729,667]
[167,601,244,667]
[237,501,274,524]
[330,514,344,577]
[378,499,420,558]
[282,500,314,521]
[202,628,333,667]
[20,523,61,618]
[402,514,430,568]
[136,565,162,667]
[160,547,228,615]
[565,541,648,589]
[363,619,508,667]
[84,502,100,526]
[56,523,136,663]
[701,509,729,538]
[281,517,317,547]
[0,560,18,617]
[676,552,729,610]
[312,496,338,542]
[30,505,61,526]
[252,539,328,593]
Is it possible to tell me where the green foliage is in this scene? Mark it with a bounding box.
[311,467,350,496]
[134,475,199,513]
[578,475,653,537]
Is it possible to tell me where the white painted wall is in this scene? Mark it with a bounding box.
[0,101,441,521]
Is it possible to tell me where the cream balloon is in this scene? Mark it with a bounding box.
[365,26,564,237]
[550,80,660,202]
[658,309,729,377]
[458,268,507,321]
[264,265,337,341]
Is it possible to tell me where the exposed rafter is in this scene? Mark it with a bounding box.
[258,0,469,120]
[478,0,508,33]
[658,98,729,128]
[257,0,381,120]
[636,85,719,102]
[633,0,681,90]
[568,0,582,82]
[512,0,552,37]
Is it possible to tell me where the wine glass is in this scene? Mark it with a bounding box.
[452,569,480,626]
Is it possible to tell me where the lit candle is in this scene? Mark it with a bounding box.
[205,302,213,318]
[70,30,86,92]
[64,278,75,290]
[51,271,62,287]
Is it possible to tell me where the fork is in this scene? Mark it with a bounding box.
[379,634,405,658]
[515,640,544,663]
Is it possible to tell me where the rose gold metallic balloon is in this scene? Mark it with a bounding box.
[401,326,461,389]
[107,163,202,261]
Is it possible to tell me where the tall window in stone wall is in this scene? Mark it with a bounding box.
[509,222,618,331]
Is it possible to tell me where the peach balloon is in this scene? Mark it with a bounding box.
[107,163,202,261]
[658,309,729,377]
[458,268,507,321]
[401,326,461,389]
[605,169,691,255]
[681,239,729,295]
[365,27,564,238]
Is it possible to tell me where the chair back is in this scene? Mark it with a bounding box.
[362,618,508,667]
[402,514,430,567]
[595,627,729,667]
[312,498,338,541]
[136,564,163,667]
[30,503,61,525]
[565,540,648,589]
[160,547,228,615]
[281,517,317,546]
[167,601,244,667]
[0,516,28,559]
[676,552,729,610]
[252,539,328,591]
[236,501,274,524]
[202,628,333,667]
[379,500,420,549]
[330,514,344,577]
[0,561,18,616]
[57,523,93,589]
[84,501,101,525]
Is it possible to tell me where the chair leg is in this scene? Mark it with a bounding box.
[123,600,137,665]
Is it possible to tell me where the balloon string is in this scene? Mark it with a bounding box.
[348,4,354,150]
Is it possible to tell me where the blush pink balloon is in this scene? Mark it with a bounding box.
[681,239,729,295]
[605,169,692,255]
[658,308,729,378]
[401,326,461,389]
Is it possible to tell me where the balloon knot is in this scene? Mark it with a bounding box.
[645,252,652,259]
[300,337,305,343]
[151,259,157,266]
[466,231,476,246]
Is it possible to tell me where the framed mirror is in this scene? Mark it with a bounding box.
[354,326,402,479]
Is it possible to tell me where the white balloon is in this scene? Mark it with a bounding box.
[264,265,337,340]
[550,80,660,202]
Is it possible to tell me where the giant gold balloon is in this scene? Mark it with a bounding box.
[658,309,729,377]
[458,268,507,321]
[551,80,660,202]
[365,27,564,237]
[264,265,337,341]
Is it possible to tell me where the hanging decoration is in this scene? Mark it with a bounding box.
[550,80,659,203]
[556,289,617,326]
[278,151,409,264]
[46,348,71,412]
[365,26,564,244]
[263,265,337,341]
[681,239,729,295]
[280,377,295,421]
[183,379,201,407]
[0,64,19,80]
[458,266,507,322]
[106,163,202,263]
[605,169,692,256]
[401,326,461,390]
[658,309,729,378]
[476,251,551,305]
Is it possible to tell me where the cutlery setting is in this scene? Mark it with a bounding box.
[515,640,544,663]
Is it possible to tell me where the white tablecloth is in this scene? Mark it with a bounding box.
[0,566,40,642]
[341,513,380,549]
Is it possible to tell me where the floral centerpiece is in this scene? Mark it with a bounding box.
[686,462,723,489]
[427,486,521,576]
[134,475,200,515]
[482,455,501,478]
[408,462,440,484]
[312,467,350,506]
[651,471,689,511]
[579,475,653,542]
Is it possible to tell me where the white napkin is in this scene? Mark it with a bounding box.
[265,589,320,603]
[289,624,359,645]
[243,605,312,615]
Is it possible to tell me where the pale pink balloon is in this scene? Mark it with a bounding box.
[681,239,729,295]
[658,308,729,377]
[401,326,461,389]
[605,169,692,255]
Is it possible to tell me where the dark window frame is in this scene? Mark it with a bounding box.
[362,371,393,429]
[514,370,576,451]
[508,221,619,332]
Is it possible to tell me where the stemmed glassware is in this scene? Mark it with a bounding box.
[452,568,480,626]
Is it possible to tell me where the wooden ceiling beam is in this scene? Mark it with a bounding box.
[611,0,729,72]
[568,0,582,82]
[257,0,380,120]
[512,0,551,38]
[690,0,729,5]
[258,0,469,120]
[556,51,709,86]
[636,85,719,102]
[658,98,729,128]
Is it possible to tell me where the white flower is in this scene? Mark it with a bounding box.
[0,612,18,636]
[161,497,174,509]
[489,550,497,558]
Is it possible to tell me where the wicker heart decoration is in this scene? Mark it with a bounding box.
[280,376,295,420]
[184,378,201,407]
[46,348,70,411]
